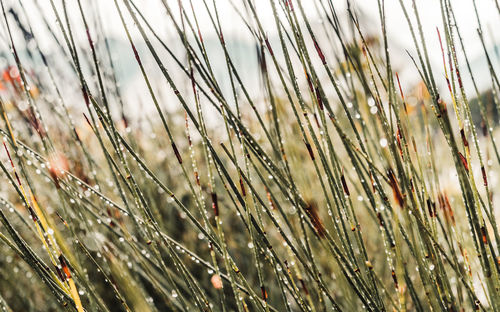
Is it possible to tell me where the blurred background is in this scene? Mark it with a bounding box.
[1,0,499,117]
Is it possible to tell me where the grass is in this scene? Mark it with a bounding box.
[0,0,499,311]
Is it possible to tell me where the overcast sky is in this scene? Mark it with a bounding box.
[28,0,499,49]
[3,0,498,106]
[85,0,500,81]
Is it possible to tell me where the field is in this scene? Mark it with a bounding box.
[0,0,499,311]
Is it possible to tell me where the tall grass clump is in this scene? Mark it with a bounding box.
[0,0,499,311]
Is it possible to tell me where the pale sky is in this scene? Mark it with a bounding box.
[25,0,499,49]
[71,0,500,87]
[2,0,499,108]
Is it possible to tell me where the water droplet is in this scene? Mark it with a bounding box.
[379,138,388,148]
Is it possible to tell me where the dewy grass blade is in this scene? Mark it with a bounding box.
[0,0,499,310]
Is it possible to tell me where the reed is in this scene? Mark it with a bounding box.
[0,0,498,311]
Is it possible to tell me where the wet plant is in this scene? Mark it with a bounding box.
[0,0,499,311]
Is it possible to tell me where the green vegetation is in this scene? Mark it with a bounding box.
[0,0,499,311]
